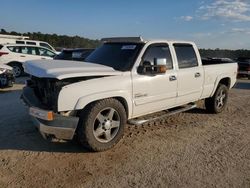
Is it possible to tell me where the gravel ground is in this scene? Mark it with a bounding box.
[0,78,249,188]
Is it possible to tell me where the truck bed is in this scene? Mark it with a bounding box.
[202,58,235,65]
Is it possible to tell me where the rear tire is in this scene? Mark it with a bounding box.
[9,63,23,77]
[77,98,127,152]
[205,84,228,113]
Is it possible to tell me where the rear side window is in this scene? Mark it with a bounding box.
[40,43,53,50]
[7,46,20,53]
[143,44,173,69]
[16,41,25,44]
[174,44,198,69]
[26,41,36,45]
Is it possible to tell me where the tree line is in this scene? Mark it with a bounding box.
[199,49,250,59]
[0,29,100,49]
[1,29,250,58]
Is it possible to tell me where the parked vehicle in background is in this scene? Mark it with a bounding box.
[0,44,56,77]
[0,34,58,53]
[236,57,250,79]
[0,64,14,88]
[21,37,238,152]
[202,57,234,65]
[54,48,95,61]
[0,34,29,44]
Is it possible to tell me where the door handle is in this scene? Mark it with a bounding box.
[20,55,26,57]
[169,75,177,81]
[195,72,201,78]
[41,58,46,59]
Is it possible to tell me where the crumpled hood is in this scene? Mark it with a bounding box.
[24,60,122,80]
[0,64,12,74]
[0,64,12,70]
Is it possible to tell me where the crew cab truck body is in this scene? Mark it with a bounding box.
[21,37,237,151]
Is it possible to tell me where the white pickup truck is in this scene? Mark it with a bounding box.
[21,37,237,151]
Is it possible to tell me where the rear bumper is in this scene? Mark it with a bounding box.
[21,87,79,140]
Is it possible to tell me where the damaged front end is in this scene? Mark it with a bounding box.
[0,69,15,88]
[26,75,103,112]
[21,75,104,141]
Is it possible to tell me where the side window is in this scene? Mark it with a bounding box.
[7,46,14,52]
[7,46,19,53]
[20,46,29,54]
[26,47,38,55]
[26,41,36,45]
[16,41,25,44]
[142,44,173,69]
[38,48,55,57]
[40,43,53,50]
[174,44,198,69]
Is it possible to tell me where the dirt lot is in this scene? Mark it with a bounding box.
[0,78,249,188]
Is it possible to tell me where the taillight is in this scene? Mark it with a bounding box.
[0,52,9,57]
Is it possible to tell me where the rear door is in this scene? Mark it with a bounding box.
[19,46,40,61]
[174,43,204,104]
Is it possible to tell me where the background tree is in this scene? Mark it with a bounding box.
[1,29,250,58]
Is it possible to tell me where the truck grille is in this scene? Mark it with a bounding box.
[31,76,62,112]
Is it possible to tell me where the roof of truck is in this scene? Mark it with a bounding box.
[101,37,194,44]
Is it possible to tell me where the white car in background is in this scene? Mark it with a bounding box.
[0,44,56,77]
[0,34,58,53]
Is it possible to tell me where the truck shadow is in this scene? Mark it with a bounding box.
[0,90,91,153]
[0,123,90,153]
[185,108,208,114]
[0,124,90,153]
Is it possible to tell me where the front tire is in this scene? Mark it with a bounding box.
[77,98,127,152]
[205,84,228,113]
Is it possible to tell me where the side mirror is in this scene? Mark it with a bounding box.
[138,58,167,75]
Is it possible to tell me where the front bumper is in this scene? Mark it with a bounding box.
[0,72,15,88]
[21,87,79,140]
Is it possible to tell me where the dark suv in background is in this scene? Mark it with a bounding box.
[54,48,95,61]
[236,57,250,79]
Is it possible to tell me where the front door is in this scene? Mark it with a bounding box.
[132,43,178,118]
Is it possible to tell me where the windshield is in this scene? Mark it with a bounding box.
[85,42,144,71]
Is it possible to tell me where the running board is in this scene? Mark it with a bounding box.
[128,103,197,126]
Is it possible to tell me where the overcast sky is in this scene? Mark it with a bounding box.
[1,0,250,49]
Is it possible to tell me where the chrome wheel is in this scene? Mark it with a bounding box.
[93,107,121,143]
[216,89,226,109]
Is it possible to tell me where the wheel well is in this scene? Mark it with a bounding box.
[77,97,129,118]
[114,97,129,118]
[7,61,22,67]
[218,77,231,88]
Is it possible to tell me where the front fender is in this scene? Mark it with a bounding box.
[57,73,133,118]
[74,90,132,118]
